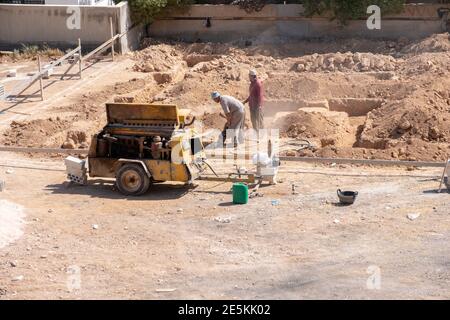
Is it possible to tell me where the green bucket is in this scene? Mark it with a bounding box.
[232,183,248,204]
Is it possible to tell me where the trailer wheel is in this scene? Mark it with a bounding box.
[116,163,150,196]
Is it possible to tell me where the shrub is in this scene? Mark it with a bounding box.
[303,0,405,25]
[118,0,194,24]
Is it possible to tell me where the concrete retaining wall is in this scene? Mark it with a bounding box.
[1,3,447,51]
[149,4,449,42]
[0,1,143,52]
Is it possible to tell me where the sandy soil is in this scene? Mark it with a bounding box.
[0,34,449,300]
[1,34,449,161]
[0,152,449,299]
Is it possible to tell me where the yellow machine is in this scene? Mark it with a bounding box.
[64,102,280,196]
[85,103,207,195]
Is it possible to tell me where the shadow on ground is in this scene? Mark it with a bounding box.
[45,179,194,200]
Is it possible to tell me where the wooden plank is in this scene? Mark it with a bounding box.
[78,38,82,78]
[110,17,115,61]
[8,71,43,99]
[37,56,44,101]
[83,34,120,61]
[279,156,446,168]
[438,159,450,192]
[48,45,81,69]
[0,146,88,155]
[7,45,81,99]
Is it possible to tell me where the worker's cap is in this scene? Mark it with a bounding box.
[211,91,221,100]
[249,69,257,76]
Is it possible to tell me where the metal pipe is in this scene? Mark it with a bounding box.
[0,146,88,155]
[280,156,446,168]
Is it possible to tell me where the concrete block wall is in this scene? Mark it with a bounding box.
[1,3,448,51]
[0,1,142,52]
[148,4,450,42]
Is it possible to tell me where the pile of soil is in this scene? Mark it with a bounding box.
[2,34,449,162]
[401,33,450,55]
[359,83,450,149]
[314,138,449,162]
[125,34,450,162]
[275,110,353,147]
[200,112,227,130]
[133,39,184,73]
[293,52,399,73]
[2,118,71,148]
[1,77,150,150]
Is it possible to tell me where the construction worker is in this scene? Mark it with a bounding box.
[243,69,264,131]
[211,91,245,145]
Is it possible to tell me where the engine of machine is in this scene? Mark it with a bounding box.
[95,132,171,160]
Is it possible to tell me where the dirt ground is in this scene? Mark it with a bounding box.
[0,152,449,299]
[1,34,449,160]
[0,33,449,300]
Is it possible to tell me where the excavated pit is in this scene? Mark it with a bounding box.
[265,97,383,149]
[1,34,449,162]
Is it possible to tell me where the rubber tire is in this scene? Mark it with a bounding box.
[116,163,150,196]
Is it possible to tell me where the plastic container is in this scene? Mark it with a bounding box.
[337,189,358,205]
[233,183,248,204]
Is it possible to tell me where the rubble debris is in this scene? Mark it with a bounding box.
[7,69,17,77]
[155,288,177,293]
[1,34,449,163]
[11,275,24,282]
[214,216,231,223]
[407,213,421,221]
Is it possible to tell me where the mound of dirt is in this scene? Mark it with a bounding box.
[61,130,89,149]
[5,35,449,163]
[275,110,352,147]
[144,67,249,111]
[359,89,450,149]
[184,54,219,67]
[402,33,450,55]
[200,112,227,130]
[315,138,450,162]
[133,40,183,73]
[293,52,399,73]
[2,118,72,148]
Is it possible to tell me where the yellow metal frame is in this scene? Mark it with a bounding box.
[105,103,192,127]
[88,103,205,184]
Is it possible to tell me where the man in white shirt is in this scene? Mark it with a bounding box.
[211,91,245,145]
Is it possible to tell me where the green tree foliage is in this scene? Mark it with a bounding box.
[303,0,405,24]
[117,0,194,24]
